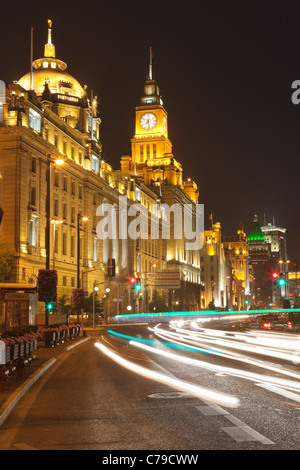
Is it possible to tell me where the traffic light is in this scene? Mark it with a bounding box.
[129,276,141,291]
[46,302,53,312]
[272,272,286,286]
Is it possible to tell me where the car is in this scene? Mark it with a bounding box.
[283,321,300,333]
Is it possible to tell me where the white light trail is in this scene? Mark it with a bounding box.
[165,324,300,366]
[130,339,300,393]
[149,325,300,382]
[94,341,240,408]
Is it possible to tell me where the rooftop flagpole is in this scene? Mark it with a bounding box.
[30,27,33,91]
[149,46,153,80]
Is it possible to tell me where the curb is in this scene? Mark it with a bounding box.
[0,336,91,427]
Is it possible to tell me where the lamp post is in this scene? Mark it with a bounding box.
[77,214,88,288]
[77,214,88,322]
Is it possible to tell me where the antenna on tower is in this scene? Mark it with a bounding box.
[149,46,153,80]
[30,27,33,91]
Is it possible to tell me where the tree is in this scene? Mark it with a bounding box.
[149,289,168,312]
[57,295,72,316]
[83,293,102,315]
[0,243,14,282]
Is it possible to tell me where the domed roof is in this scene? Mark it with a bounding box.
[17,19,86,100]
[18,66,86,99]
[247,215,266,243]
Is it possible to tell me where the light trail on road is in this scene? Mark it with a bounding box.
[96,320,300,415]
[165,323,300,366]
[94,340,240,408]
[146,323,300,392]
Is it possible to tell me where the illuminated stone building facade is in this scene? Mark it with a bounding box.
[223,227,252,310]
[261,219,288,306]
[247,215,271,307]
[200,222,231,309]
[118,57,201,310]
[0,21,167,327]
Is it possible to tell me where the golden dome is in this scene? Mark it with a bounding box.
[18,19,86,100]
[18,67,86,99]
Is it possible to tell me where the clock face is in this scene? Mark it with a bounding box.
[140,112,157,130]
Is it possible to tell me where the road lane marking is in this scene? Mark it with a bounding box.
[221,425,268,443]
[145,350,275,445]
[256,383,300,403]
[198,401,275,445]
[148,392,191,399]
[196,405,229,416]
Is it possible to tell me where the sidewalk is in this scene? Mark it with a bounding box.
[0,333,92,427]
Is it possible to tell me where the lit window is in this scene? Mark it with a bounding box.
[92,155,99,173]
[29,218,37,246]
[29,108,41,133]
[135,187,141,201]
[140,145,144,163]
[153,144,157,158]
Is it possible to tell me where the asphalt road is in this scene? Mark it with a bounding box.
[0,322,299,451]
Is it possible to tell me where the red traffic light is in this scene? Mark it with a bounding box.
[130,277,137,284]
[272,272,279,279]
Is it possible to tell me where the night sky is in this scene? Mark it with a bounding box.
[1,1,300,261]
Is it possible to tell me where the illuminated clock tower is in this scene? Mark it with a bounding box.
[124,49,185,189]
[119,49,201,311]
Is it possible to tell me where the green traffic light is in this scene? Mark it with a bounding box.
[135,284,141,291]
[279,279,285,286]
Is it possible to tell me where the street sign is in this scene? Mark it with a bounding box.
[0,340,6,365]
[155,270,181,289]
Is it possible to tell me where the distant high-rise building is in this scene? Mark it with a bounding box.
[261,218,287,262]
[247,215,272,307]
[200,222,230,309]
[223,226,252,310]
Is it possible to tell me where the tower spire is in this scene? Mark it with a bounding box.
[47,19,52,45]
[44,19,55,58]
[149,46,153,80]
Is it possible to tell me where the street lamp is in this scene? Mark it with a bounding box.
[76,215,88,323]
[77,215,88,289]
